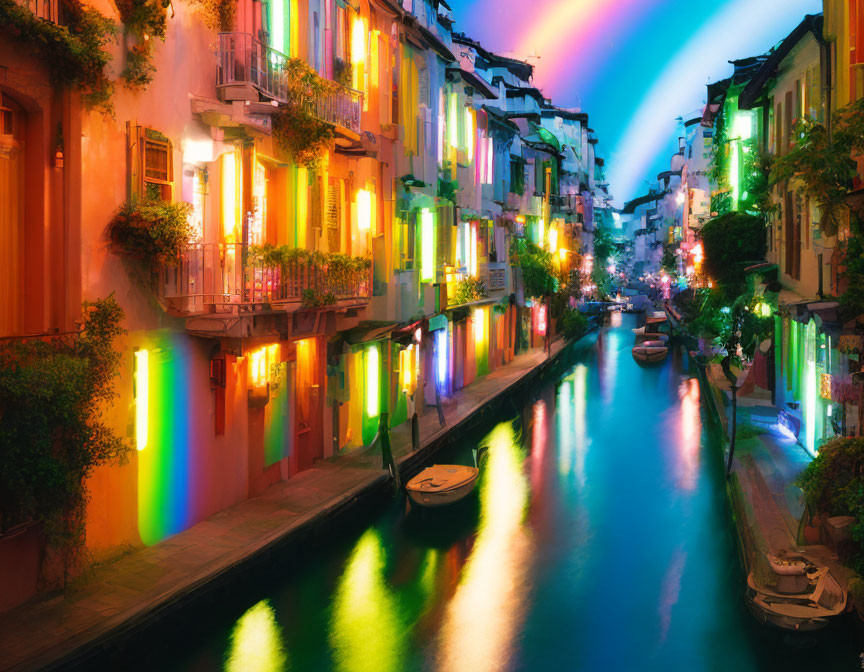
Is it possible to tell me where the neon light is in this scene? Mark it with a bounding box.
[448,93,458,149]
[222,152,237,242]
[436,328,448,388]
[135,349,149,451]
[537,219,545,248]
[465,108,475,161]
[537,304,547,335]
[270,0,285,56]
[351,17,366,66]
[469,222,478,277]
[366,345,379,418]
[420,208,435,282]
[474,307,485,343]
[357,188,372,231]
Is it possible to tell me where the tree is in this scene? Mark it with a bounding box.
[696,212,768,476]
[700,212,766,296]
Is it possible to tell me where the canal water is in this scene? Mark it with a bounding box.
[135,313,861,671]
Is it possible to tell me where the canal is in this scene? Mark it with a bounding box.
[134,313,860,671]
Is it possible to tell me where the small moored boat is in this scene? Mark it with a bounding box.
[745,552,847,631]
[406,464,479,507]
[632,339,668,363]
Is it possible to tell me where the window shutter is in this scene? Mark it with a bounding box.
[327,177,341,252]
[418,66,430,108]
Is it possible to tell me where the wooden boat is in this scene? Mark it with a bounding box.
[745,552,847,631]
[406,464,479,507]
[632,339,668,363]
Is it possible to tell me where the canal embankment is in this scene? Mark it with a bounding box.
[0,336,578,672]
[694,361,857,604]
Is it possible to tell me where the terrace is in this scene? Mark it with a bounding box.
[215,32,363,135]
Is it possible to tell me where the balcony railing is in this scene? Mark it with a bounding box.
[216,32,363,134]
[15,0,60,23]
[158,243,371,315]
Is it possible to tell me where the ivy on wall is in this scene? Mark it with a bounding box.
[116,0,171,90]
[0,297,128,577]
[0,0,116,114]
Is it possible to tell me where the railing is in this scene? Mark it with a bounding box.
[158,243,371,315]
[15,0,60,23]
[216,32,363,134]
[0,329,79,349]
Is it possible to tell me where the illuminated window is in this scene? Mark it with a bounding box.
[420,208,436,282]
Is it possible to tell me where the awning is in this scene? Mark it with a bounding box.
[428,314,448,332]
[340,321,398,346]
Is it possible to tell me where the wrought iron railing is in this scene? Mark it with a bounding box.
[15,0,60,22]
[216,32,363,133]
[158,243,371,315]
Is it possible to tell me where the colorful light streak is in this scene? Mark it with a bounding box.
[137,333,193,546]
[365,344,379,418]
[420,208,435,282]
[134,349,149,451]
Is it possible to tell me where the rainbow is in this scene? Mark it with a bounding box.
[514,0,658,100]
[606,0,822,203]
[456,0,821,203]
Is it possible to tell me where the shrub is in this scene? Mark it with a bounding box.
[561,307,588,341]
[0,297,128,566]
[451,276,489,306]
[108,199,193,267]
[510,238,557,298]
[699,212,766,295]
[798,437,864,516]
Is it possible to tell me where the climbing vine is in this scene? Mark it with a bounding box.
[0,0,116,114]
[116,0,171,90]
[272,58,343,169]
[0,297,128,573]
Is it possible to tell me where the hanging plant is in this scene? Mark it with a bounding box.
[272,58,343,169]
[116,0,171,90]
[108,198,193,267]
[451,277,489,306]
[189,0,235,31]
[0,0,116,114]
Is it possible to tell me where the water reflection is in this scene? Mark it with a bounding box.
[329,529,402,672]
[437,423,532,672]
[224,600,287,672]
[557,365,588,489]
[676,378,701,491]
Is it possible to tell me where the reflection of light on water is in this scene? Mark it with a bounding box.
[557,383,571,477]
[531,400,548,491]
[557,366,589,487]
[330,529,402,672]
[656,547,687,647]
[224,600,288,672]
[610,311,622,327]
[573,365,588,489]
[437,423,532,672]
[676,378,701,491]
[602,328,618,404]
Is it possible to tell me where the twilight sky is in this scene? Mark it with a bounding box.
[445,0,822,205]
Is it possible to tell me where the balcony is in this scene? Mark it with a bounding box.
[216,32,363,134]
[158,244,371,325]
[15,0,62,23]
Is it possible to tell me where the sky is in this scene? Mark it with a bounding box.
[446,0,823,205]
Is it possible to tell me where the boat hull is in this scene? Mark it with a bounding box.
[406,479,477,507]
[406,465,479,508]
[745,571,846,631]
[632,346,668,363]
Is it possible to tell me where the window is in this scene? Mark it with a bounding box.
[144,133,172,199]
[130,125,174,201]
